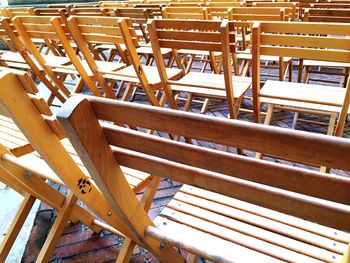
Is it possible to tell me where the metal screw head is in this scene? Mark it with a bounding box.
[160,242,165,249]
[24,171,32,178]
[107,211,112,216]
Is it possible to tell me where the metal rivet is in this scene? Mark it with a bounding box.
[107,211,112,216]
[24,171,32,178]
[334,231,338,235]
[160,242,165,249]
[163,222,167,225]
[332,255,337,259]
[333,242,336,247]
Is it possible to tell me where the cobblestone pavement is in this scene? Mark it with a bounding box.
[21,60,350,262]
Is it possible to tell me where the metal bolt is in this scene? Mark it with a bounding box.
[333,242,336,247]
[24,171,32,178]
[160,242,165,249]
[107,211,112,216]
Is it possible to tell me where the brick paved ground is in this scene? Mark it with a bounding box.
[21,59,350,262]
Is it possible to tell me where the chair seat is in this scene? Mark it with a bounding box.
[171,72,251,99]
[17,138,152,193]
[50,59,126,77]
[136,45,172,56]
[0,115,31,156]
[303,59,350,68]
[154,185,350,263]
[260,80,350,113]
[102,65,183,88]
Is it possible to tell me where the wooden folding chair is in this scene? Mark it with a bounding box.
[299,9,350,87]
[252,21,350,139]
[0,70,159,262]
[58,95,350,263]
[230,8,293,82]
[0,18,68,105]
[0,68,101,262]
[148,19,252,117]
[66,16,182,106]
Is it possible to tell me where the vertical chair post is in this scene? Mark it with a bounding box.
[251,22,261,123]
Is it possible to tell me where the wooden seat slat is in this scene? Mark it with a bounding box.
[181,185,350,243]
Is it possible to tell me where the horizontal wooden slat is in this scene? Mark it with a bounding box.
[82,34,125,44]
[102,124,350,205]
[72,16,120,26]
[15,16,57,24]
[159,39,222,51]
[260,21,350,36]
[24,31,59,40]
[21,23,55,33]
[260,46,350,63]
[154,19,222,31]
[232,14,283,20]
[157,30,221,42]
[261,34,350,50]
[113,146,350,231]
[79,25,122,36]
[231,7,283,14]
[87,98,350,171]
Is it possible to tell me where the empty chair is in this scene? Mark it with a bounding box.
[58,94,350,262]
[251,21,350,139]
[148,19,252,117]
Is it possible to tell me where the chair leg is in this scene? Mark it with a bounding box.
[186,253,199,263]
[0,194,36,263]
[291,112,299,129]
[320,113,337,173]
[201,98,210,114]
[73,77,85,94]
[340,242,350,263]
[115,177,161,263]
[184,93,193,112]
[35,192,78,263]
[121,83,134,101]
[256,104,274,159]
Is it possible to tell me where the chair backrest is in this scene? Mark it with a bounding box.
[303,8,350,23]
[148,19,238,115]
[3,7,35,18]
[0,17,69,104]
[251,21,350,125]
[11,16,74,99]
[161,7,209,19]
[69,7,109,16]
[231,7,287,21]
[58,94,350,262]
[0,70,136,244]
[252,2,297,20]
[113,7,152,41]
[67,16,161,106]
[207,7,232,20]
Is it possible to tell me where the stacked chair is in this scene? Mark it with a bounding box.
[0,0,350,262]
